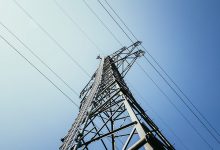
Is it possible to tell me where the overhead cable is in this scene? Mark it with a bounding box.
[0,33,79,108]
[103,0,220,139]
[97,0,220,144]
[13,0,90,77]
[82,0,123,47]
[136,63,213,149]
[54,0,103,55]
[126,79,190,150]
[0,21,79,97]
[97,0,134,44]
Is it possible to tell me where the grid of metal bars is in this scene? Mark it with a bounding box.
[60,42,174,150]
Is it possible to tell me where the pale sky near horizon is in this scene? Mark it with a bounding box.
[0,0,220,149]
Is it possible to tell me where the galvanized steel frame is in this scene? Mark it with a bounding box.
[60,41,175,150]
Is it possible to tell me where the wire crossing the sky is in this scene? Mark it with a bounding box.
[143,54,220,144]
[103,0,137,43]
[97,0,220,145]
[136,63,213,149]
[81,1,215,147]
[103,0,220,139]
[0,27,111,149]
[13,0,90,78]
[53,0,103,55]
[0,33,79,108]
[0,21,79,97]
[126,80,190,150]
[97,0,134,44]
[3,0,218,148]
[82,0,123,47]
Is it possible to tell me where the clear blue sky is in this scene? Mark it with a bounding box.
[0,0,219,149]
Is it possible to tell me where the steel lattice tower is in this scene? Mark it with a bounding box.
[60,41,175,150]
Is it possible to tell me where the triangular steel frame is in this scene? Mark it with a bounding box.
[60,41,175,150]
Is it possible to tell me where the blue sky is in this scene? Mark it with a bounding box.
[0,0,220,149]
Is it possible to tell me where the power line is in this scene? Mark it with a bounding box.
[136,63,213,149]
[84,1,214,146]
[13,1,117,147]
[103,0,220,139]
[143,56,220,144]
[9,0,217,148]
[0,33,111,149]
[97,0,220,144]
[82,0,123,47]
[0,33,79,108]
[0,21,79,97]
[53,0,103,55]
[126,80,190,150]
[1,20,114,149]
[103,0,138,42]
[12,0,90,77]
[14,1,120,147]
[97,0,134,44]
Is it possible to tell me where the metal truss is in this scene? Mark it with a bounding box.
[60,41,175,150]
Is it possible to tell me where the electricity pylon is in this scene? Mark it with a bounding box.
[60,41,175,150]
